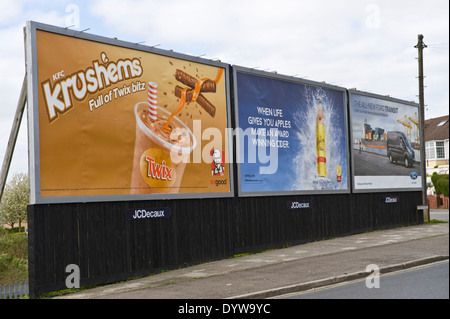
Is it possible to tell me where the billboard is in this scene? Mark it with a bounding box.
[348,90,422,192]
[233,66,350,196]
[25,22,233,204]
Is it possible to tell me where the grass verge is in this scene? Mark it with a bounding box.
[0,228,28,285]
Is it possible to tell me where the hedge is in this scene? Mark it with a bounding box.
[431,173,449,197]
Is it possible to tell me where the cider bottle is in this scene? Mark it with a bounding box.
[336,164,342,182]
[316,100,327,177]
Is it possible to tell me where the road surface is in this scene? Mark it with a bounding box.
[282,261,449,299]
[353,150,420,176]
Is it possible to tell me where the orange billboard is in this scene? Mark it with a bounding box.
[26,22,233,203]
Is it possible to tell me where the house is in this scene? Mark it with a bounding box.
[425,115,449,175]
[424,115,449,208]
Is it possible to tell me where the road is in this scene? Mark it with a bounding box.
[353,150,420,176]
[430,209,449,222]
[281,261,449,299]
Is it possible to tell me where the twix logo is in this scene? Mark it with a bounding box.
[41,52,143,122]
[145,157,173,181]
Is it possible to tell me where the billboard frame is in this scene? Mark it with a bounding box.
[348,88,423,193]
[25,21,234,204]
[232,65,351,197]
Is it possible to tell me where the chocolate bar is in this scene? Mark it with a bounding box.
[175,69,216,93]
[174,85,216,117]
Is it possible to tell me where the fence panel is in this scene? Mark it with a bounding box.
[0,282,29,299]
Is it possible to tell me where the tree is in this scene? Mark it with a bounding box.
[431,173,449,196]
[1,173,29,230]
[436,175,449,198]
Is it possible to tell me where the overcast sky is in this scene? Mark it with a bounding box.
[0,0,448,178]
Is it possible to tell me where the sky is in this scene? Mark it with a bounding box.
[0,0,448,179]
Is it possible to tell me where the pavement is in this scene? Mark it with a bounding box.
[56,209,449,299]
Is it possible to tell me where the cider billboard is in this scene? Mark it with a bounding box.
[233,66,350,196]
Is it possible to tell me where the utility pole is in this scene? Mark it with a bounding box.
[415,34,428,221]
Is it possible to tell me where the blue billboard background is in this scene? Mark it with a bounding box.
[235,71,349,194]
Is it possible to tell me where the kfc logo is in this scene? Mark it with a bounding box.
[211,149,225,176]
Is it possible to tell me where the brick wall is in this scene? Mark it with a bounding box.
[428,195,438,209]
[428,194,449,209]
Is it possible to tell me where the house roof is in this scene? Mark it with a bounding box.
[424,115,449,142]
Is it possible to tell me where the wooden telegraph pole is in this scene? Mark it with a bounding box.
[414,34,428,221]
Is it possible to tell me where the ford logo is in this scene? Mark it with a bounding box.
[410,172,418,180]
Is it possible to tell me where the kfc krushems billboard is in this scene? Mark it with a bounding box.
[233,66,350,196]
[26,21,233,204]
[348,89,422,192]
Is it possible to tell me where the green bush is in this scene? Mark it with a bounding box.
[431,173,449,196]
[437,177,449,197]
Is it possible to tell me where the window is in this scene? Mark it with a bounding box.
[426,140,447,160]
[436,141,445,159]
[437,120,448,127]
[426,141,435,160]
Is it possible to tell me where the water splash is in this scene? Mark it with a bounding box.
[292,86,347,190]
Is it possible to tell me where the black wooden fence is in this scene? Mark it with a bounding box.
[27,191,423,297]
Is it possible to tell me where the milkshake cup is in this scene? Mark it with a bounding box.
[131,102,196,194]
